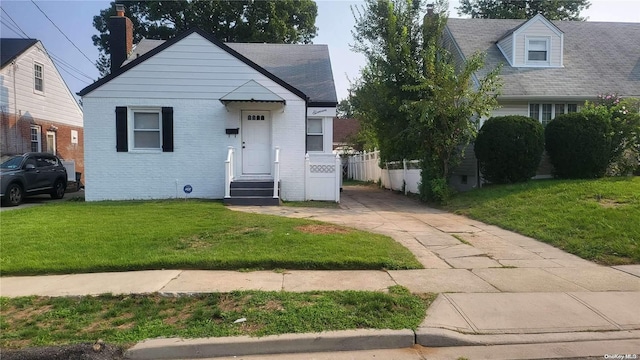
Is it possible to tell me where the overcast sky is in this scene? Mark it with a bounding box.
[1,0,639,102]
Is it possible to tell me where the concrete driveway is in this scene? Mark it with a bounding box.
[231,185,640,293]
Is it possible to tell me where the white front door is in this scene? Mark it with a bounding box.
[242,111,271,174]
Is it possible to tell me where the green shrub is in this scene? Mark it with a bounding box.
[545,112,612,178]
[475,115,544,184]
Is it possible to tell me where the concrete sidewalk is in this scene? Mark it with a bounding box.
[2,185,639,358]
[2,270,639,338]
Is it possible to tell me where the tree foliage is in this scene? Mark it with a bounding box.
[457,0,591,20]
[92,0,318,76]
[349,0,425,162]
[581,95,640,176]
[349,0,502,202]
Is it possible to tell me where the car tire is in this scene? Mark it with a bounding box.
[4,183,23,206]
[51,179,66,199]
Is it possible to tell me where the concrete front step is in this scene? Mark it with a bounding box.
[226,180,279,206]
[230,180,274,188]
[224,197,280,206]
[230,188,274,197]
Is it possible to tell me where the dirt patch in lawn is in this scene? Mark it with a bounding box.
[597,198,627,208]
[295,224,352,235]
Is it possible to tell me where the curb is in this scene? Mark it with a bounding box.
[125,329,415,359]
[416,327,640,347]
[125,327,640,359]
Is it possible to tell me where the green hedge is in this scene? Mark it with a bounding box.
[475,115,544,183]
[545,112,612,178]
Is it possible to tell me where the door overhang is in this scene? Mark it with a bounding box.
[221,80,286,106]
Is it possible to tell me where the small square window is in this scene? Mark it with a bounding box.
[34,63,44,92]
[133,111,161,149]
[527,39,548,62]
[567,104,578,113]
[306,118,323,152]
[555,104,565,117]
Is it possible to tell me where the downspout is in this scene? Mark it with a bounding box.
[12,61,19,153]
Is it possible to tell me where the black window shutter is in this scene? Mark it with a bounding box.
[162,107,174,152]
[115,107,128,152]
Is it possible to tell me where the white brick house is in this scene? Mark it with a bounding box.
[79,10,338,204]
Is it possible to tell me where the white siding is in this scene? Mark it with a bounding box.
[84,33,301,103]
[497,35,514,65]
[0,42,82,126]
[491,101,529,118]
[83,32,311,201]
[514,18,562,67]
[443,27,467,72]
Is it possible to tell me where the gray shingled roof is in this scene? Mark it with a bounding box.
[125,38,337,104]
[1,38,38,68]
[446,19,640,98]
[226,43,337,105]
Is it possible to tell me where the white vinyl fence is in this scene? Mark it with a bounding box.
[347,150,421,195]
[305,153,341,202]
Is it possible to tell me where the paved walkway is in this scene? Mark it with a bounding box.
[2,185,639,357]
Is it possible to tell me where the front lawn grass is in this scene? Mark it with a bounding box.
[442,177,640,265]
[0,287,435,349]
[0,200,421,275]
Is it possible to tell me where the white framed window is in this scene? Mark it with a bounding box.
[526,37,549,65]
[46,131,56,154]
[131,109,161,150]
[529,103,579,126]
[306,118,323,152]
[30,125,41,152]
[34,62,44,93]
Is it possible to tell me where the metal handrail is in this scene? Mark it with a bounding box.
[224,146,235,198]
[273,146,280,198]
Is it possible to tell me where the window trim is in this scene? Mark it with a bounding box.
[129,108,163,152]
[34,62,44,94]
[30,125,41,152]
[46,130,56,155]
[529,102,579,126]
[525,36,550,66]
[306,117,324,152]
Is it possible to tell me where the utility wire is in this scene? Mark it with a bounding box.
[30,0,99,70]
[2,4,97,85]
[56,64,92,85]
[49,52,95,80]
[1,7,30,38]
[1,19,27,38]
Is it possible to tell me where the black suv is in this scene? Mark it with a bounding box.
[1,153,68,206]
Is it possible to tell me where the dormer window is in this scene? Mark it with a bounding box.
[526,38,549,64]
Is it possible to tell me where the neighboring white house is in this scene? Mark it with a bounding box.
[0,38,84,176]
[78,9,338,204]
[443,14,640,189]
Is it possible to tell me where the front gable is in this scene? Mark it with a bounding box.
[79,29,307,103]
[497,14,564,68]
[0,40,83,126]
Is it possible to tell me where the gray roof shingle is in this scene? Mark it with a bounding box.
[446,19,640,98]
[226,43,337,105]
[1,38,38,68]
[124,37,337,105]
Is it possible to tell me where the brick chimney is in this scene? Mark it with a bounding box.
[426,3,435,16]
[109,4,133,74]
